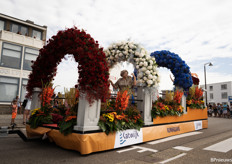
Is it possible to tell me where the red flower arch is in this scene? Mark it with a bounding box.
[26,27,109,104]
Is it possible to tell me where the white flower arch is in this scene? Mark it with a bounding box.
[105,41,160,87]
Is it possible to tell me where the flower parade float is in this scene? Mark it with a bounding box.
[26,28,207,155]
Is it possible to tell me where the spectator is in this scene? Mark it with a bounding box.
[213,103,217,117]
[208,104,213,117]
[13,96,21,114]
[227,105,230,119]
[11,99,18,126]
[230,105,232,118]
[217,103,221,117]
[222,103,227,118]
[21,98,28,113]
[23,98,32,125]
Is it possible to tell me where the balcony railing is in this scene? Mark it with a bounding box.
[0,30,45,48]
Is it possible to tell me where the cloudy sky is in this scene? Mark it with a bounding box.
[1,0,232,93]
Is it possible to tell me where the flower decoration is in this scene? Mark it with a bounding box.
[115,90,130,112]
[105,41,159,87]
[40,84,54,107]
[150,50,193,91]
[151,96,184,118]
[26,27,109,104]
[187,85,205,109]
[173,90,184,104]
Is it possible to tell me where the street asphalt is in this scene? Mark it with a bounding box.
[0,116,232,164]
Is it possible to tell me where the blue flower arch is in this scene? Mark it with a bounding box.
[150,50,193,91]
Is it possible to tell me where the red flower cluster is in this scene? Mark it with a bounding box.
[174,90,184,104]
[115,90,130,112]
[40,85,54,106]
[26,27,109,104]
[195,86,203,100]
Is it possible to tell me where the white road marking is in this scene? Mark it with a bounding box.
[133,146,158,153]
[117,147,137,153]
[159,153,187,164]
[203,137,232,153]
[173,146,193,151]
[148,131,202,145]
[117,146,158,153]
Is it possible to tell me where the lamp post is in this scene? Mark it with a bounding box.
[204,62,213,107]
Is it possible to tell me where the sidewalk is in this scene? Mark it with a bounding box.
[0,114,25,128]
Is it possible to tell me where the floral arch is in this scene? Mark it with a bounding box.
[105,41,159,87]
[26,27,109,103]
[150,50,193,91]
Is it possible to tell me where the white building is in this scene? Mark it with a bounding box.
[0,13,47,110]
[200,81,232,107]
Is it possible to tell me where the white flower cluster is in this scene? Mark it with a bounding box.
[105,41,160,87]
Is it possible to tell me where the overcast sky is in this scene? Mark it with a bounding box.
[1,0,232,93]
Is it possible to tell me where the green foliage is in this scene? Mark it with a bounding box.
[98,118,143,135]
[29,111,52,129]
[188,103,205,109]
[59,118,77,136]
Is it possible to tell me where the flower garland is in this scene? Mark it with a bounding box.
[150,50,193,91]
[26,27,109,104]
[105,41,159,87]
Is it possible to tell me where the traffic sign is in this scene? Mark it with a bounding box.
[228,96,232,101]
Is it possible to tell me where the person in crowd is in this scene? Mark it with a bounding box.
[11,99,18,126]
[109,70,136,92]
[213,103,217,117]
[217,103,222,117]
[220,104,223,117]
[23,98,32,125]
[208,104,213,117]
[21,98,28,116]
[13,96,21,114]
[230,105,232,118]
[222,103,228,118]
[227,105,230,118]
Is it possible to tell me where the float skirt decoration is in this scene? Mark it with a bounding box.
[26,119,208,155]
[153,107,207,125]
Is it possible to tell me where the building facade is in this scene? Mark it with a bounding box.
[200,81,232,107]
[0,13,47,107]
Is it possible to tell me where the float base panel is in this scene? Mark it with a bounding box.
[26,119,208,155]
[153,108,208,125]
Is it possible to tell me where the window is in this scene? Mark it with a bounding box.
[210,93,213,99]
[0,20,5,30]
[221,84,227,90]
[221,92,228,99]
[32,29,42,40]
[23,47,39,70]
[0,76,19,102]
[209,86,213,91]
[20,26,28,35]
[20,79,28,102]
[11,23,28,35]
[11,24,19,33]
[0,43,22,69]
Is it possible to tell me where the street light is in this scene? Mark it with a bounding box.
[204,62,213,107]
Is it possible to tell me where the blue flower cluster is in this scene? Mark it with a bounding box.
[150,50,193,91]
